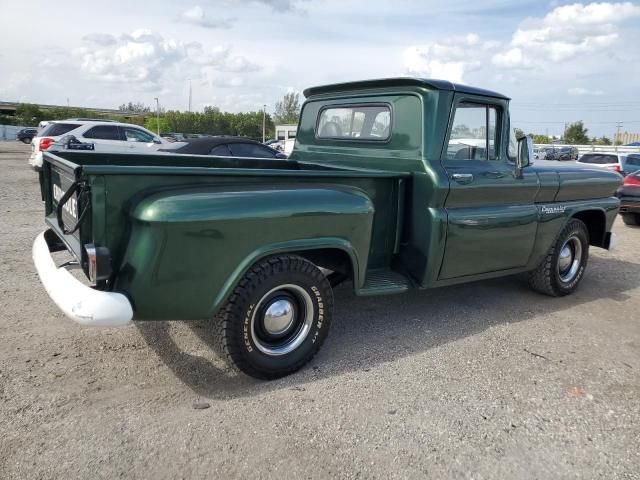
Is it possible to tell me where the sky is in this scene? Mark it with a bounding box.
[1,0,639,137]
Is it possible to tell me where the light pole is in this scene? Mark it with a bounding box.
[154,97,160,136]
[262,104,266,143]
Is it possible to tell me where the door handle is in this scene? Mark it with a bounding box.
[452,173,474,184]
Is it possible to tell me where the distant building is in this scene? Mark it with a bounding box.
[275,124,298,142]
[615,132,640,145]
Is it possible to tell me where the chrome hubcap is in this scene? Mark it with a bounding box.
[251,284,314,357]
[263,299,294,335]
[558,236,582,283]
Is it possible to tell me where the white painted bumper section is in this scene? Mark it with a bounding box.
[32,232,133,327]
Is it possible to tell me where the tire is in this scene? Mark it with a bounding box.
[621,213,640,226]
[216,255,333,379]
[528,219,589,297]
[20,138,31,144]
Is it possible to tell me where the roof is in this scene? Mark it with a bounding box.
[163,136,263,155]
[303,77,509,100]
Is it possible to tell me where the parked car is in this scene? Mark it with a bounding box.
[621,153,640,175]
[16,128,38,144]
[558,146,579,161]
[33,77,621,379]
[534,147,559,160]
[576,152,639,175]
[161,136,287,159]
[28,120,171,170]
[616,169,640,225]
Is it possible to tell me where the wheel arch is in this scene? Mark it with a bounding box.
[571,208,606,248]
[209,238,361,318]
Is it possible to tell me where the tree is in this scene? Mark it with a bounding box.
[594,136,611,146]
[15,103,45,126]
[563,121,589,144]
[118,101,151,113]
[273,92,300,124]
[533,134,551,144]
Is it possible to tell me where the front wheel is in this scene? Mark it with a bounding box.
[216,255,333,379]
[528,219,590,296]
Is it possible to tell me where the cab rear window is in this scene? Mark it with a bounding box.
[40,123,81,137]
[316,105,391,141]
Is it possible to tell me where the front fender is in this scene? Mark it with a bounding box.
[114,185,374,320]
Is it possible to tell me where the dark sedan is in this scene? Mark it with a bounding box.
[161,136,287,159]
[616,169,640,226]
[17,128,38,144]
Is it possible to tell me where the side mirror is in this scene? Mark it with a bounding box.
[516,134,533,176]
[153,138,162,144]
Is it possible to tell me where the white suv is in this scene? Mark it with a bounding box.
[29,119,172,170]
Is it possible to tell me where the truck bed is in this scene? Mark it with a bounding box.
[41,150,410,320]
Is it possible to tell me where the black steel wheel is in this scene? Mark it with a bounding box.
[529,219,590,296]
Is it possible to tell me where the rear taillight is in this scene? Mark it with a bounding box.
[625,175,640,186]
[607,164,621,173]
[39,137,55,151]
[84,244,112,284]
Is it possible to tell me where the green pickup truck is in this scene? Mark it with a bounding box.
[34,78,621,379]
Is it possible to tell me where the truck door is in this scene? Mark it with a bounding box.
[439,95,539,280]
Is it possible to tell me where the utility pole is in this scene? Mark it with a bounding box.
[615,121,623,145]
[262,104,266,143]
[188,79,192,113]
[154,97,160,136]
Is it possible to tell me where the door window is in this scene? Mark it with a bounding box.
[83,125,121,140]
[447,103,498,160]
[122,127,155,143]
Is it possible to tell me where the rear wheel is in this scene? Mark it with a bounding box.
[529,219,589,296]
[621,213,640,226]
[216,255,333,379]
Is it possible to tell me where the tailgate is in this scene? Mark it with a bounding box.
[42,152,92,262]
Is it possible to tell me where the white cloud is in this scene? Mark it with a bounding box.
[72,30,261,89]
[496,2,640,66]
[82,33,117,46]
[74,30,187,85]
[492,47,528,69]
[568,87,605,96]
[179,5,235,29]
[403,34,495,83]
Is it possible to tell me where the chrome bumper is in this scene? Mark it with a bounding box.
[32,231,133,327]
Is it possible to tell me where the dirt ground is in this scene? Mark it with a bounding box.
[1,141,638,479]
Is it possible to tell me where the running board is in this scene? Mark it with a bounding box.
[359,269,411,296]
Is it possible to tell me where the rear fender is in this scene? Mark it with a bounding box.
[116,185,374,320]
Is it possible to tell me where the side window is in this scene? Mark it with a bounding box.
[228,143,277,158]
[276,130,285,140]
[83,125,121,140]
[287,130,297,139]
[209,144,231,156]
[316,105,391,140]
[447,103,498,160]
[122,127,155,143]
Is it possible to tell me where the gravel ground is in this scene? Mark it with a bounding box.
[1,141,639,479]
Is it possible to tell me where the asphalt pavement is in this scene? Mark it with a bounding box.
[1,141,638,479]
